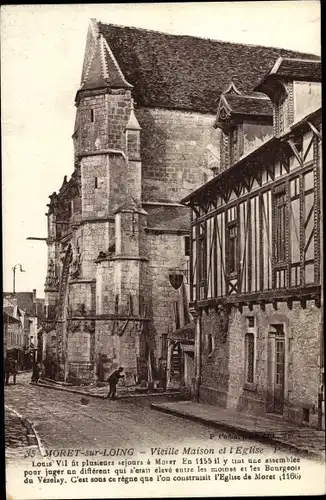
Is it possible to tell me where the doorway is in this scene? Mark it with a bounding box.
[183,349,195,388]
[267,324,285,414]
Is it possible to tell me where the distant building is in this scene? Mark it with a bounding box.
[182,58,322,428]
[3,290,44,360]
[43,19,319,385]
[3,308,25,351]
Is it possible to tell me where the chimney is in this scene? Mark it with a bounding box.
[33,289,37,302]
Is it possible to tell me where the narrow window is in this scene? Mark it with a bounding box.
[199,234,207,282]
[90,109,94,122]
[184,236,190,257]
[128,294,134,316]
[95,177,98,188]
[274,188,287,264]
[114,295,119,315]
[245,332,255,383]
[161,334,168,360]
[207,333,214,357]
[174,301,180,330]
[303,408,310,423]
[227,223,238,274]
[247,316,255,328]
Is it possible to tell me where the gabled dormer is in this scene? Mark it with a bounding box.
[214,82,273,170]
[254,57,321,137]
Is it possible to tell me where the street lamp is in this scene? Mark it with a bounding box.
[12,263,26,294]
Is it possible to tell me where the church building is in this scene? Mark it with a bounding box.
[42,19,319,388]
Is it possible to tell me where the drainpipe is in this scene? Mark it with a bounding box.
[190,302,201,402]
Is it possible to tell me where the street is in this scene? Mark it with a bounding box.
[5,372,325,499]
[5,372,254,451]
[3,373,321,458]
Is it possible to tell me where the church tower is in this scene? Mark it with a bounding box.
[62,19,149,382]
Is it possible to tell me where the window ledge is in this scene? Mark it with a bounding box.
[243,382,257,392]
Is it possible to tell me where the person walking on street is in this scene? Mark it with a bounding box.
[158,357,167,391]
[31,362,40,384]
[105,367,124,400]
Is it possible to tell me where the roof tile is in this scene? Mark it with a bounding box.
[98,23,319,113]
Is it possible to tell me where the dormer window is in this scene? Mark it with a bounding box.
[215,83,273,168]
[231,127,238,145]
[254,57,321,136]
[229,126,244,165]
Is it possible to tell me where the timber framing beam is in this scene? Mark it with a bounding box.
[190,285,321,310]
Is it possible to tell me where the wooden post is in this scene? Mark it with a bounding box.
[190,303,201,403]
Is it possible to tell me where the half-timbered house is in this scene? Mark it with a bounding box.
[182,58,323,428]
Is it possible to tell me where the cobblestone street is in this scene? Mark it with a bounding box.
[5,373,233,452]
[5,400,41,464]
[4,373,324,464]
[4,373,325,500]
[5,409,29,448]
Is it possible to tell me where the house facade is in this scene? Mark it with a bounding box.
[43,18,319,386]
[182,58,323,428]
[4,291,44,350]
[3,309,25,352]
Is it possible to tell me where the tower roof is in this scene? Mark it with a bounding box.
[80,33,132,91]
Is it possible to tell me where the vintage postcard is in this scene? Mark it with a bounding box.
[2,2,324,499]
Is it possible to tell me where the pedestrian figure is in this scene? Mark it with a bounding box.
[104,367,124,400]
[4,358,17,385]
[31,362,40,384]
[158,357,167,391]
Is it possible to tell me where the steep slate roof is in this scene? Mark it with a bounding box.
[275,58,321,80]
[267,57,320,81]
[97,22,319,114]
[3,310,21,324]
[254,57,322,93]
[222,94,273,117]
[3,292,44,318]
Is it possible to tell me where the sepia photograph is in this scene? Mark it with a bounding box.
[1,1,324,498]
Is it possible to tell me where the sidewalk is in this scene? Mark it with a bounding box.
[151,400,325,461]
[36,377,186,402]
[5,405,43,463]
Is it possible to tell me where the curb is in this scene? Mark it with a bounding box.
[5,405,45,457]
[150,404,325,462]
[33,381,185,401]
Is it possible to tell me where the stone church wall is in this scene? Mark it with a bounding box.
[146,231,190,357]
[137,107,219,202]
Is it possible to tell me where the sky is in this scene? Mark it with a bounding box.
[1,1,321,297]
